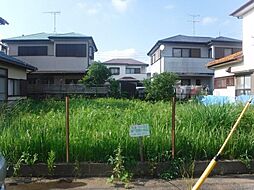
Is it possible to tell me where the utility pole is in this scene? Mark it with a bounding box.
[188,14,200,36]
[43,11,61,33]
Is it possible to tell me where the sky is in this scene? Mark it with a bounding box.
[0,0,247,63]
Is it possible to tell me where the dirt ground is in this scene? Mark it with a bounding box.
[5,174,254,190]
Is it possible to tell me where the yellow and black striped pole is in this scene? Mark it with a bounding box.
[192,97,253,190]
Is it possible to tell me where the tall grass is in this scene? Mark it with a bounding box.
[1,98,254,164]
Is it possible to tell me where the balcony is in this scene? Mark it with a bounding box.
[163,57,214,75]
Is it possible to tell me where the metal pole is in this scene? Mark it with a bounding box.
[65,96,70,163]
[139,137,144,162]
[192,98,253,190]
[172,95,176,159]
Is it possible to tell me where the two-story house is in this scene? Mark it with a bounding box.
[2,32,97,86]
[102,58,148,96]
[147,35,242,91]
[207,0,254,97]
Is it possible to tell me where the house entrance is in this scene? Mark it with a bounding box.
[120,81,137,97]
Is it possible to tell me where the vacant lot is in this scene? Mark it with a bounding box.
[1,98,254,164]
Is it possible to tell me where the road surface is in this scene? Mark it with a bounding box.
[5,174,254,189]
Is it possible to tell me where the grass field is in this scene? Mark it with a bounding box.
[1,98,254,164]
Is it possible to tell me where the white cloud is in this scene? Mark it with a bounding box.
[201,16,218,25]
[164,4,175,10]
[111,0,132,13]
[95,48,137,61]
[77,2,102,15]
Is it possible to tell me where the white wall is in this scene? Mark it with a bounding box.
[213,86,236,97]
[150,59,162,77]
[105,64,147,81]
[213,64,238,97]
[242,8,254,70]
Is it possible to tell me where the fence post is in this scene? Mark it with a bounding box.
[171,95,176,159]
[65,96,70,163]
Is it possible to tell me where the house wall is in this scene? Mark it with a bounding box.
[7,40,91,73]
[242,8,254,70]
[151,43,213,75]
[150,59,162,76]
[0,62,27,79]
[163,57,214,74]
[0,61,27,101]
[105,64,147,81]
[213,64,237,97]
[161,43,210,58]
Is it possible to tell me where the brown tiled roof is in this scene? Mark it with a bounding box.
[207,51,243,68]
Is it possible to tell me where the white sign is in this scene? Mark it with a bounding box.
[129,124,150,137]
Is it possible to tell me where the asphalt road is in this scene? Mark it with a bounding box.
[5,174,254,190]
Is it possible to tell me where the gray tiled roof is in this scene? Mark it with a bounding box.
[148,34,242,55]
[160,35,241,44]
[2,32,89,41]
[212,36,242,43]
[0,51,37,71]
[2,32,98,51]
[103,58,149,66]
[160,35,213,44]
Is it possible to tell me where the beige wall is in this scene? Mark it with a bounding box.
[7,40,92,72]
[0,61,27,79]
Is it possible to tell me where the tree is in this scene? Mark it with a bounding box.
[109,79,121,98]
[82,61,111,87]
[144,72,179,101]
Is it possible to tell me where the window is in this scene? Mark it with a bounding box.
[208,48,212,58]
[214,76,234,89]
[224,48,233,57]
[196,79,201,86]
[236,75,251,95]
[191,49,201,58]
[173,48,181,57]
[172,48,201,58]
[8,79,24,96]
[56,44,87,57]
[0,68,7,101]
[182,49,190,57]
[18,46,48,56]
[89,46,94,59]
[109,67,120,75]
[126,68,141,74]
[181,79,191,85]
[65,79,79,84]
[40,78,54,85]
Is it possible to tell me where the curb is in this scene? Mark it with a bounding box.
[7,160,253,178]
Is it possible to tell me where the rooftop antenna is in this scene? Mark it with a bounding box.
[188,14,200,36]
[43,11,61,33]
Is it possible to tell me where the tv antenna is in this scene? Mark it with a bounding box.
[188,14,200,36]
[43,11,61,33]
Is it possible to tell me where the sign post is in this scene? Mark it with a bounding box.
[172,95,176,159]
[65,96,70,163]
[129,124,150,162]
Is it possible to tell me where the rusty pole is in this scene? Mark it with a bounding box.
[171,95,176,159]
[65,96,70,163]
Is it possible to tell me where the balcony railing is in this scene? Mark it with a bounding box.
[27,84,109,95]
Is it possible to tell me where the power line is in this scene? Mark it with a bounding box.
[188,14,200,36]
[43,11,61,33]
